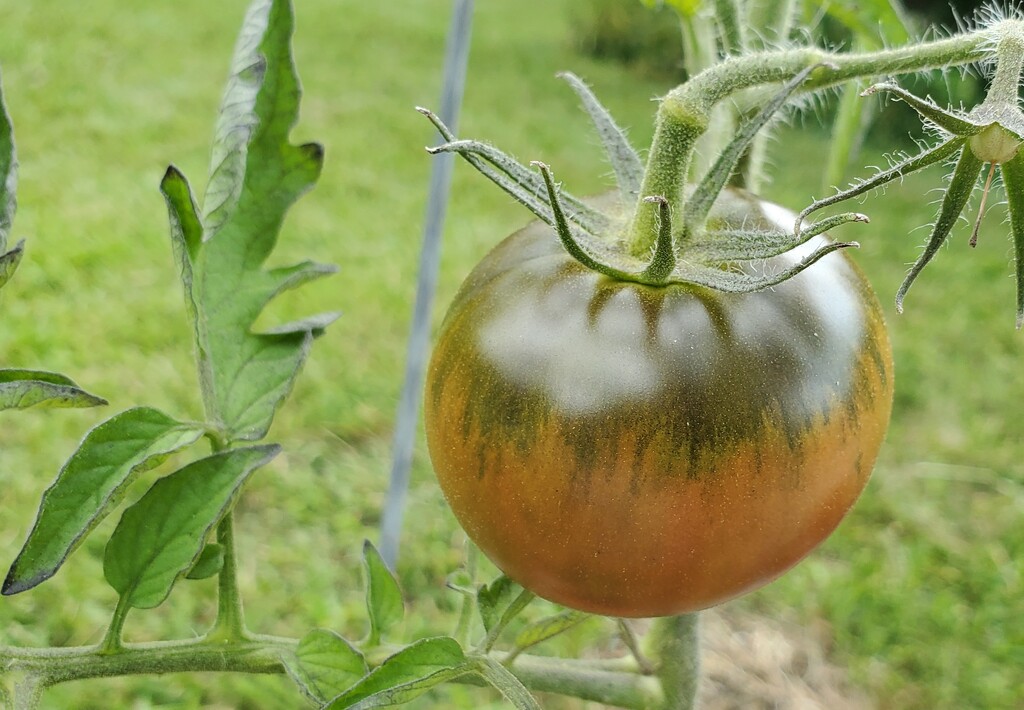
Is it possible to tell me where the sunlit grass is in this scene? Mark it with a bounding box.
[0,1,1021,708]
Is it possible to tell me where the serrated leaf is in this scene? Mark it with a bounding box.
[284,629,368,703]
[363,540,403,646]
[184,543,224,580]
[103,444,279,609]
[183,0,333,442]
[0,369,106,412]
[2,407,201,595]
[323,637,468,709]
[206,330,315,439]
[0,70,15,253]
[259,310,340,336]
[478,575,525,633]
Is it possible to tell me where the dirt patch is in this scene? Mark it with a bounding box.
[696,606,872,710]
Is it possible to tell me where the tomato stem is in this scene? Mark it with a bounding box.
[649,613,700,710]
[630,30,992,251]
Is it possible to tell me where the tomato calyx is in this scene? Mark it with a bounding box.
[797,25,1024,327]
[421,64,861,293]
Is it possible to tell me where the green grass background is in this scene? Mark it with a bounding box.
[0,0,1021,707]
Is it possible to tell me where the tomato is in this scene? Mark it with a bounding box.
[425,188,893,618]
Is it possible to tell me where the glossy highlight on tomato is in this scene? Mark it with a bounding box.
[425,189,894,618]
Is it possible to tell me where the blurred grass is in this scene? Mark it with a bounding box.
[0,0,1021,708]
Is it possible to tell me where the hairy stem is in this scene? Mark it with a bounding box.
[650,614,700,710]
[98,594,132,654]
[712,0,746,55]
[1,636,658,709]
[986,29,1024,106]
[453,542,479,647]
[630,30,990,248]
[0,637,295,690]
[501,655,662,709]
[211,512,248,640]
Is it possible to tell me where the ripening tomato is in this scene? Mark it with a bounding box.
[425,188,893,618]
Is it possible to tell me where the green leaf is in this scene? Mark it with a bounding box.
[0,70,15,254]
[1000,153,1024,328]
[323,637,469,709]
[2,407,202,596]
[689,212,869,262]
[363,540,403,645]
[103,444,279,609]
[478,575,528,634]
[170,0,333,442]
[160,167,203,335]
[184,543,224,580]
[284,629,368,703]
[511,610,591,655]
[863,82,982,137]
[471,657,542,710]
[558,72,643,202]
[425,133,608,235]
[797,138,966,230]
[0,239,23,290]
[0,369,106,412]
[896,145,982,313]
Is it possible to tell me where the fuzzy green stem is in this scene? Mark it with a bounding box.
[986,30,1024,106]
[678,10,731,180]
[501,655,662,709]
[98,594,132,654]
[453,542,479,647]
[650,614,700,710]
[0,637,295,691]
[1,637,658,709]
[712,0,746,55]
[616,619,656,675]
[211,512,248,641]
[630,30,991,249]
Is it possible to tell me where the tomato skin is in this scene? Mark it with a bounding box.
[425,189,893,618]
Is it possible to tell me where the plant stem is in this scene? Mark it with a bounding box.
[616,619,656,675]
[98,594,131,654]
[499,654,662,709]
[650,614,700,710]
[454,542,479,647]
[1,636,659,709]
[712,0,746,55]
[984,29,1024,106]
[211,512,248,640]
[0,636,295,689]
[630,30,990,248]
